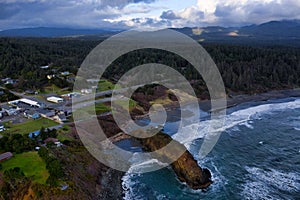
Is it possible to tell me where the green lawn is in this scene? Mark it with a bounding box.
[40,84,61,94]
[1,151,49,184]
[114,99,137,111]
[97,79,120,92]
[4,118,59,135]
[73,102,111,118]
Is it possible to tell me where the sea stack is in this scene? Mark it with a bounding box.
[138,131,212,190]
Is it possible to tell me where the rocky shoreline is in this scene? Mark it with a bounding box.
[98,88,300,199]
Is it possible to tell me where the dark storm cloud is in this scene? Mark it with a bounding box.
[0,0,158,29]
[0,3,20,19]
[160,10,180,20]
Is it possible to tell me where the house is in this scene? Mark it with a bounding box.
[61,92,81,99]
[1,105,18,116]
[81,89,93,94]
[40,65,49,69]
[55,141,62,147]
[2,78,16,85]
[24,110,40,119]
[54,113,67,123]
[29,130,41,139]
[37,109,55,118]
[25,90,37,95]
[47,96,64,104]
[0,152,13,162]
[0,123,5,132]
[61,71,70,76]
[47,75,55,80]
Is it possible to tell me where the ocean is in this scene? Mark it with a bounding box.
[121,97,300,200]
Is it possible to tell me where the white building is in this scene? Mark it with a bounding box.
[9,98,41,108]
[81,89,93,94]
[47,96,64,103]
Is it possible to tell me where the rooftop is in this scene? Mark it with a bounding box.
[0,152,13,161]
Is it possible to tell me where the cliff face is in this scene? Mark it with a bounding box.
[138,132,212,190]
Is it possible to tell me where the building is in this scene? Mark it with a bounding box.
[25,90,38,95]
[54,113,67,123]
[0,152,13,162]
[0,123,5,132]
[9,98,41,108]
[29,130,41,139]
[61,92,81,99]
[37,109,55,118]
[61,71,70,76]
[47,96,64,104]
[81,89,93,94]
[40,65,49,69]
[1,105,18,116]
[24,110,40,119]
[2,78,16,85]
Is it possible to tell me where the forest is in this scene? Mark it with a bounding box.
[0,37,299,94]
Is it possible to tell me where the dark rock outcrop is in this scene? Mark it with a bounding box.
[138,131,212,190]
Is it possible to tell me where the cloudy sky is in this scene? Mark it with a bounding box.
[1,0,300,30]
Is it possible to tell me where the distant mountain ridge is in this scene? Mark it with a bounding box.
[1,20,300,46]
[0,27,122,37]
[172,20,300,46]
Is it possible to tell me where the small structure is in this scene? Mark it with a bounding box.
[35,147,41,151]
[81,89,93,94]
[47,75,55,80]
[1,105,18,116]
[37,109,55,118]
[54,113,67,123]
[60,183,69,191]
[3,78,16,85]
[55,141,62,147]
[61,71,70,76]
[40,65,49,69]
[24,110,40,119]
[47,96,64,104]
[61,92,81,99]
[25,90,37,95]
[29,130,41,139]
[0,123,5,132]
[0,152,13,162]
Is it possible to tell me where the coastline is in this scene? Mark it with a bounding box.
[201,88,300,112]
[112,88,300,199]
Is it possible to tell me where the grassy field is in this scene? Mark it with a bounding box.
[114,99,137,111]
[97,79,120,92]
[1,151,49,184]
[4,118,59,135]
[40,84,71,95]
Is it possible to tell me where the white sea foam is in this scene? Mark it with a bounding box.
[122,99,300,199]
[241,166,300,199]
[172,99,300,152]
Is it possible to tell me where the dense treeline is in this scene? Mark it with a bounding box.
[0,134,36,154]
[0,37,300,94]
